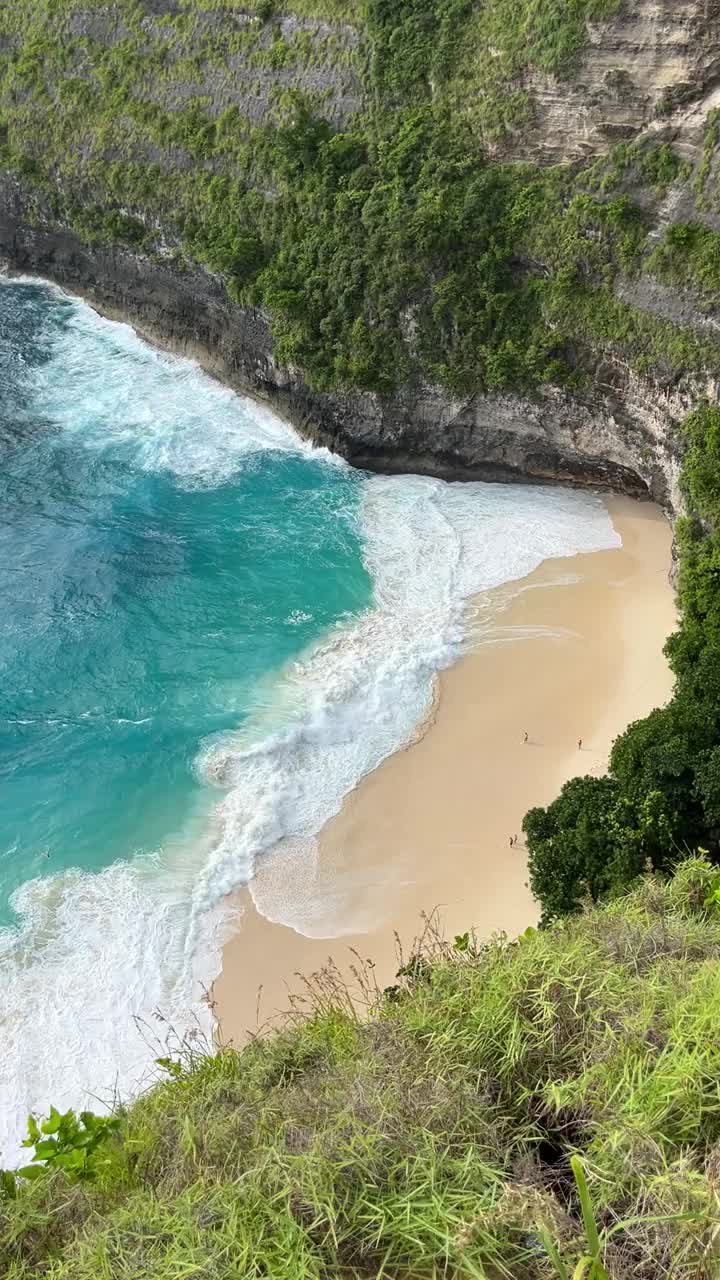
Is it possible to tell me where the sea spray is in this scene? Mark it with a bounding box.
[0,278,619,1166]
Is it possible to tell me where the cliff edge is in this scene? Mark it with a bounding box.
[3,1,720,507]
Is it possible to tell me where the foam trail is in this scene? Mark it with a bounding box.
[0,855,231,1167]
[1,274,331,481]
[0,279,621,1168]
[199,475,620,931]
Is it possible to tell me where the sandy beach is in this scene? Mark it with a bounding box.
[215,495,676,1043]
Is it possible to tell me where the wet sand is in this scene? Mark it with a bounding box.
[214,495,676,1042]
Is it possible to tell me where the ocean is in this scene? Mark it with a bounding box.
[0,277,620,1165]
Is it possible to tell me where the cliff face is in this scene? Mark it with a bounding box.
[3,1,720,511]
[0,172,681,503]
[513,0,720,164]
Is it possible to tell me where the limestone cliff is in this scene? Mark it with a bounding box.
[0,170,678,500]
[3,1,720,512]
[510,0,720,164]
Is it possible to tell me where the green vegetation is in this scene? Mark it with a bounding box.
[696,109,720,209]
[363,0,622,138]
[4,859,720,1278]
[2,0,719,399]
[648,222,720,306]
[584,140,688,196]
[525,404,720,921]
[5,1111,121,1193]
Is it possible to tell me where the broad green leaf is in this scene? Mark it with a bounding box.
[41,1106,62,1135]
[33,1140,58,1159]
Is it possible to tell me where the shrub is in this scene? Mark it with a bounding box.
[526,407,720,917]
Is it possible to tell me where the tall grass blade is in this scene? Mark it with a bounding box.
[570,1156,609,1280]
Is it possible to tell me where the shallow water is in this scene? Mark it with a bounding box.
[0,278,620,1165]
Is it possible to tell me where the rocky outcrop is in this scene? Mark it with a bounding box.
[8,1,720,513]
[62,4,364,129]
[507,0,720,164]
[0,171,689,509]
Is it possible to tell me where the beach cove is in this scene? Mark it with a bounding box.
[1,276,647,1165]
[216,496,676,1041]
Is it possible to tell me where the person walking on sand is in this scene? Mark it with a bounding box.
[523,731,529,744]
[509,835,514,847]
[578,738,583,750]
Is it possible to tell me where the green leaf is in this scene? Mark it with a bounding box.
[572,1260,593,1280]
[571,1157,609,1279]
[57,1111,77,1141]
[0,1170,17,1200]
[56,1149,85,1171]
[26,1115,40,1143]
[33,1140,58,1159]
[538,1226,570,1280]
[18,1164,46,1181]
[156,1056,183,1079]
[41,1106,62,1135]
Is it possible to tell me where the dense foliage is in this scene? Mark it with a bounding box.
[1,0,720,397]
[4,858,720,1279]
[525,407,720,921]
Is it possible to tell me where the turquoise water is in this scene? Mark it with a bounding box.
[0,278,620,1166]
[0,282,370,921]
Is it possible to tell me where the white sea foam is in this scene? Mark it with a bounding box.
[3,276,333,482]
[0,855,226,1166]
[0,281,621,1167]
[203,476,620,933]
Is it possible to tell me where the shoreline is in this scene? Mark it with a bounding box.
[214,495,677,1043]
[1,268,659,499]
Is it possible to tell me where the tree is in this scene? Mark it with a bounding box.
[524,775,623,922]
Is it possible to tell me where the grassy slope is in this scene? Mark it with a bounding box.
[4,858,720,1278]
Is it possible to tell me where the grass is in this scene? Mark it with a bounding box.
[647,222,720,308]
[583,140,689,198]
[434,0,622,141]
[4,859,720,1278]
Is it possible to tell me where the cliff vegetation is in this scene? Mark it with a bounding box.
[4,859,720,1279]
[2,0,720,402]
[525,403,720,919]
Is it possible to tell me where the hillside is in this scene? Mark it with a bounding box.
[3,1,720,501]
[4,857,720,1278]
